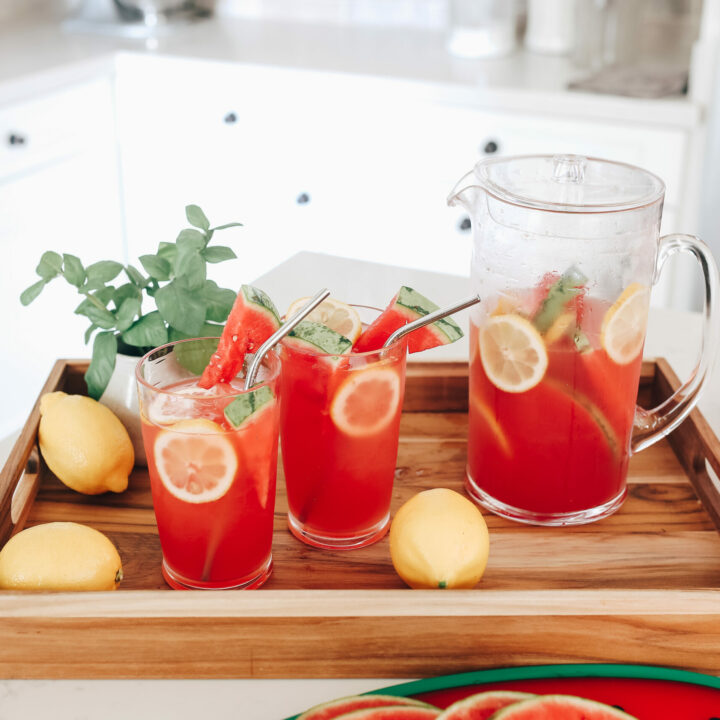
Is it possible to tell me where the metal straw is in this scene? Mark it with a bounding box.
[244,288,331,389]
[383,295,482,348]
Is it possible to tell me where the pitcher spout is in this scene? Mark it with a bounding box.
[447,170,481,211]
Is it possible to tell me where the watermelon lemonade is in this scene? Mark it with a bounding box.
[137,338,281,589]
[467,271,650,525]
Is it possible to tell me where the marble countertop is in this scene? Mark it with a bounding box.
[0,7,700,128]
[0,252,717,718]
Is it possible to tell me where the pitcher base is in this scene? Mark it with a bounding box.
[465,469,627,526]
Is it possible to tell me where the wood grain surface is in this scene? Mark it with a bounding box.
[1,359,720,678]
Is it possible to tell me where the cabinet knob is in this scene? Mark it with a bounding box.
[224,112,237,124]
[296,192,310,205]
[8,133,26,146]
[458,216,472,232]
[483,140,499,154]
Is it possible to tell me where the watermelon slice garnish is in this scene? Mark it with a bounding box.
[354,287,463,354]
[199,284,280,389]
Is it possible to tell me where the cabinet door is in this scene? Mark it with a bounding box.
[0,149,123,437]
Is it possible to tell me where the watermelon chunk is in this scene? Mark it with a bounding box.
[333,709,440,720]
[354,287,463,354]
[436,691,534,720]
[199,284,280,389]
[297,695,437,720]
[490,695,637,720]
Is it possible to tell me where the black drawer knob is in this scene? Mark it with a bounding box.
[458,216,472,232]
[223,112,237,124]
[483,140,499,154]
[8,133,26,146]
[296,192,310,205]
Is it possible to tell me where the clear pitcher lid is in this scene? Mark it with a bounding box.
[474,155,665,213]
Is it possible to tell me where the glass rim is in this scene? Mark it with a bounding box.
[279,303,407,359]
[474,154,666,214]
[135,336,281,398]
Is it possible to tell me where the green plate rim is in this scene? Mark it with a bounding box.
[285,663,720,719]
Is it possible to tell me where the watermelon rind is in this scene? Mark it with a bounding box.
[296,694,436,720]
[223,385,275,428]
[241,284,281,326]
[287,320,352,355]
[490,694,638,719]
[436,691,535,720]
[397,286,463,344]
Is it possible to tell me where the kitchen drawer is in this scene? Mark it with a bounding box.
[0,78,116,182]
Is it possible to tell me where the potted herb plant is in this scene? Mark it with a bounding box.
[20,205,241,464]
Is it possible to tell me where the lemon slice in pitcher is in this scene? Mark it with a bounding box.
[286,297,362,344]
[601,283,650,365]
[479,314,548,393]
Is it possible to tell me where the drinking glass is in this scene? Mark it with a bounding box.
[136,337,281,589]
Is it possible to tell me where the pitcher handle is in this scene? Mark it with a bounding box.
[631,233,720,453]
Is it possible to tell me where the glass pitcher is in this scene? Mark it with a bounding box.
[448,154,719,526]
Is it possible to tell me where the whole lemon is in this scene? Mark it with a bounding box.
[390,488,489,589]
[39,392,133,494]
[0,522,123,591]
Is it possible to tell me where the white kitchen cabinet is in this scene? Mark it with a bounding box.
[117,55,692,306]
[0,78,124,437]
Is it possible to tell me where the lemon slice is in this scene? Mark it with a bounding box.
[154,419,237,503]
[330,366,402,437]
[601,283,650,365]
[479,314,548,393]
[286,297,362,344]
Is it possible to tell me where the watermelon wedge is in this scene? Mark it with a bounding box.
[354,287,463,353]
[436,691,534,720]
[199,284,280,389]
[333,709,440,720]
[297,695,437,720]
[490,695,637,720]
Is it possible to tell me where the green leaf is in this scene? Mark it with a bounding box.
[125,264,146,287]
[75,288,116,329]
[203,280,236,323]
[20,279,46,306]
[202,246,237,264]
[85,260,123,285]
[176,228,206,247]
[169,322,223,342]
[62,254,86,288]
[84,332,117,400]
[185,205,210,231]
[113,283,142,308]
[121,311,168,348]
[139,254,171,281]
[176,252,206,289]
[173,336,221,375]
[36,251,63,280]
[157,242,177,265]
[210,222,243,232]
[84,324,98,344]
[115,297,142,332]
[155,279,207,336]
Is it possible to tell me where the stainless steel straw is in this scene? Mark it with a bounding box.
[383,295,482,348]
[244,288,331,389]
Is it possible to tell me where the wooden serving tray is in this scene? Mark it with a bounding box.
[1,358,720,679]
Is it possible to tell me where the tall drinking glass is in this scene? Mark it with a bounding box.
[136,338,281,589]
[279,308,407,549]
[449,154,719,526]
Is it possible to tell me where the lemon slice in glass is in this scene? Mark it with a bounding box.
[286,297,362,344]
[601,283,650,365]
[479,314,548,393]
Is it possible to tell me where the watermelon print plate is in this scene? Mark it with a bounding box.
[285,665,720,720]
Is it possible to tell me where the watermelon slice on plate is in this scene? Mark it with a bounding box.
[333,708,440,720]
[199,284,280,389]
[436,691,534,720]
[490,695,637,720]
[354,287,463,354]
[297,694,437,720]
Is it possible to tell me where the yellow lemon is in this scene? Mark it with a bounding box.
[39,392,134,494]
[0,522,123,591]
[390,488,489,589]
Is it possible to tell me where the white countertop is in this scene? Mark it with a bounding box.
[0,252,717,719]
[0,7,700,128]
